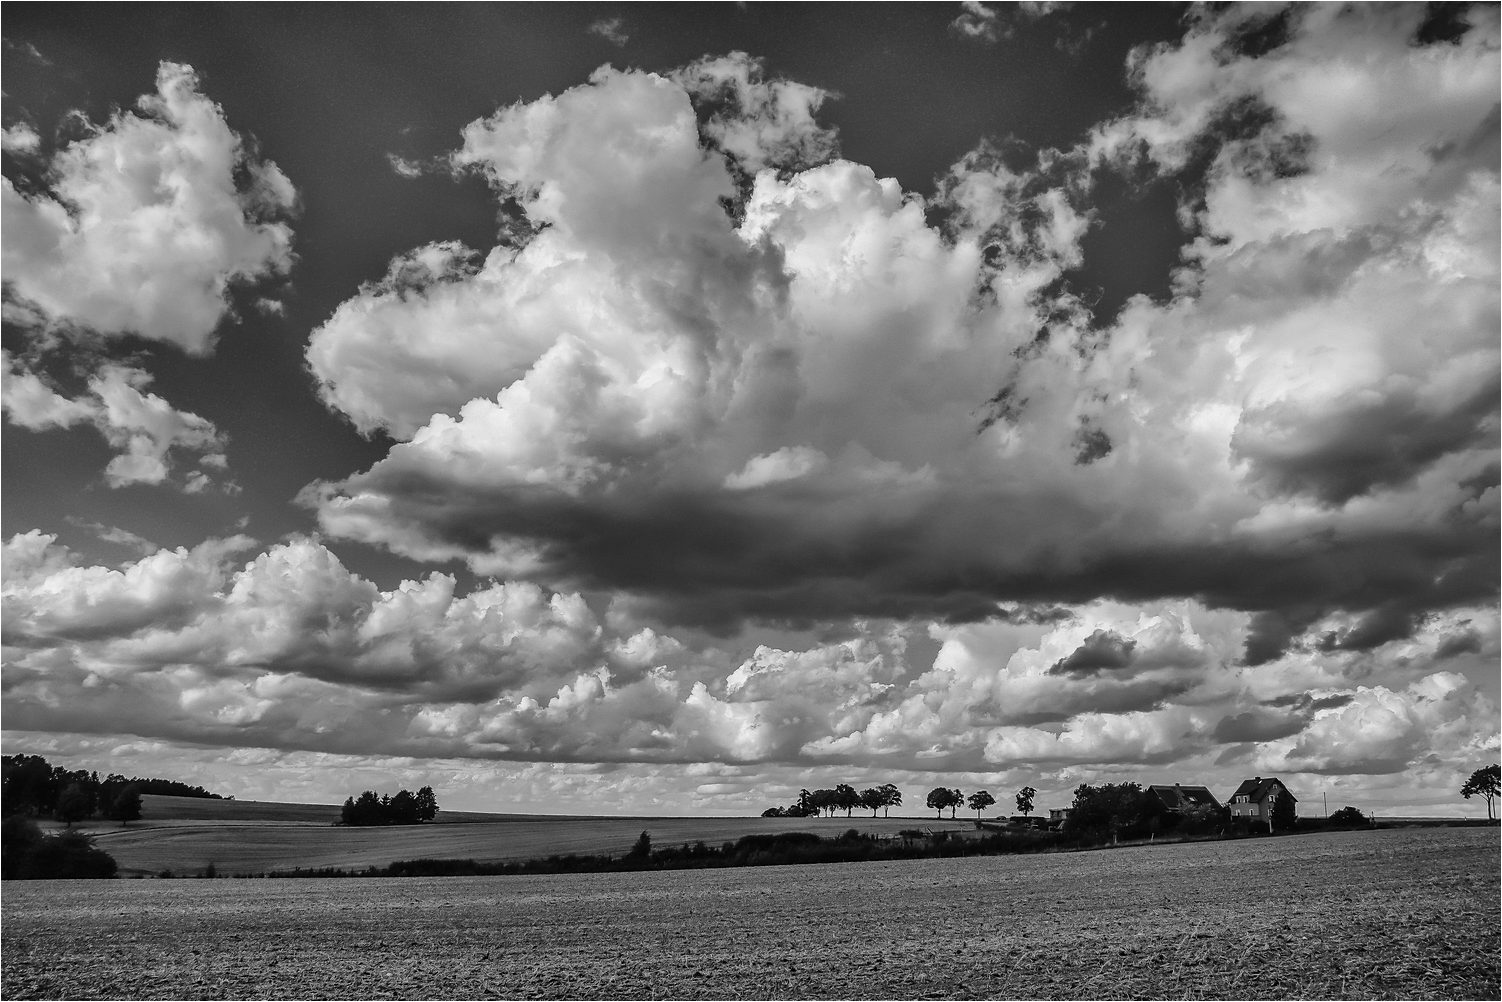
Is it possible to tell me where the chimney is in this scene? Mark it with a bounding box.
[1254,776,1261,782]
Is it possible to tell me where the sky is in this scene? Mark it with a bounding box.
[2,3,1498,819]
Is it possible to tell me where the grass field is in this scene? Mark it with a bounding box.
[3,827,1495,999]
[71,795,975,875]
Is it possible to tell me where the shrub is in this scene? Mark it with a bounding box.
[1327,806,1370,828]
[10,829,118,879]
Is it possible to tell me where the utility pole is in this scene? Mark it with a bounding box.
[1323,791,1328,819]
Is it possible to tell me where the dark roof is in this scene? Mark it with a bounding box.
[1147,785,1223,811]
[1228,777,1298,803]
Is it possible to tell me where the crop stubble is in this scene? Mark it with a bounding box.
[2,827,1496,1000]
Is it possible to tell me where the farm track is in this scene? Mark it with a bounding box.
[3,827,1496,1000]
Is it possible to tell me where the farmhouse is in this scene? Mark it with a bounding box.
[1226,776,1296,825]
[1146,784,1222,814]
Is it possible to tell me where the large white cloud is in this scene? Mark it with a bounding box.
[303,12,1496,652]
[2,61,296,490]
[2,61,295,350]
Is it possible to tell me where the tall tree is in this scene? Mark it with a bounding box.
[1015,786,1036,817]
[859,788,885,817]
[1069,782,1150,843]
[878,783,901,818]
[926,787,951,819]
[1270,790,1296,833]
[948,788,962,819]
[106,784,142,826]
[415,785,439,822]
[834,784,860,817]
[967,790,996,819]
[1461,764,1500,820]
[55,784,92,828]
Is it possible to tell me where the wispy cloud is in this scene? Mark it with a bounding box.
[588,16,629,47]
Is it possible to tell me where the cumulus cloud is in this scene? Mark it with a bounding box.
[1048,629,1137,676]
[2,121,41,155]
[3,535,1494,808]
[1,352,97,430]
[2,62,295,489]
[672,52,839,175]
[6,15,1496,813]
[300,18,1495,665]
[2,61,296,351]
[2,354,230,490]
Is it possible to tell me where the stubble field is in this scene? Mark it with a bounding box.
[3,826,1496,1000]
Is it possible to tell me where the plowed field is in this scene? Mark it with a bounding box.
[4,827,1496,1000]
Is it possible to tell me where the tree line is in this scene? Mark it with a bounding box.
[339,787,439,826]
[2,753,222,825]
[760,783,902,818]
[763,784,1040,820]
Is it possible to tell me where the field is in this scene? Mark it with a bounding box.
[69,796,976,875]
[3,827,1496,1000]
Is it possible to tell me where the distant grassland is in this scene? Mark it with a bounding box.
[83,795,975,875]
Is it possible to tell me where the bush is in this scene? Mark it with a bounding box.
[4,825,117,879]
[1327,806,1370,828]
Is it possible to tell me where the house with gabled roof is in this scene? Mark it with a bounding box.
[1227,776,1296,829]
[1146,783,1222,814]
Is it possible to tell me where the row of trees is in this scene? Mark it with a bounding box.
[765,784,1040,821]
[339,787,439,826]
[928,786,1038,819]
[2,754,220,821]
[761,784,903,818]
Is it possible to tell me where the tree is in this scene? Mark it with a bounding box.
[627,830,652,859]
[1068,782,1151,843]
[811,788,835,817]
[859,788,885,817]
[926,787,951,818]
[55,783,92,828]
[834,784,860,817]
[878,783,901,818]
[106,784,142,826]
[1328,806,1370,828]
[967,790,996,819]
[1461,764,1499,820]
[948,788,962,819]
[1015,786,1036,818]
[1270,789,1296,833]
[415,785,439,822]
